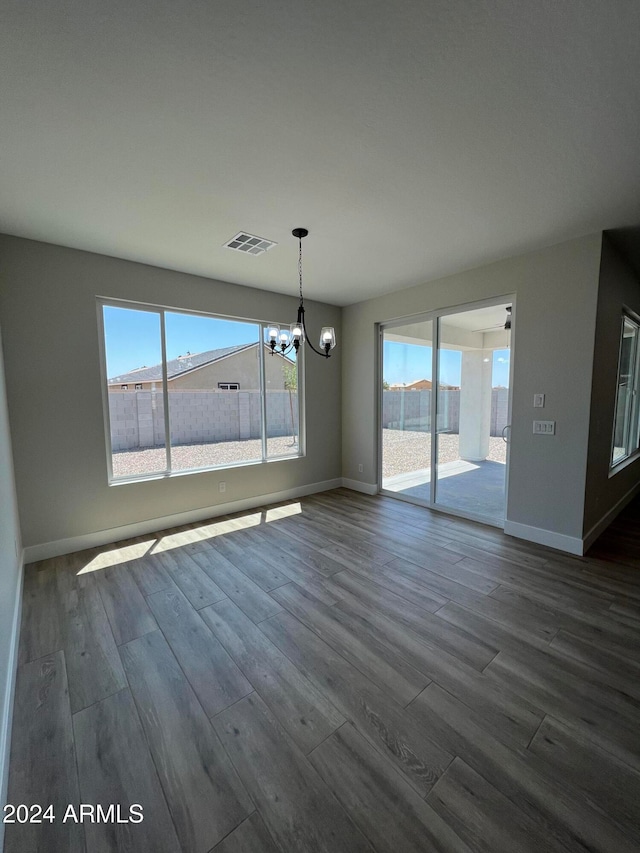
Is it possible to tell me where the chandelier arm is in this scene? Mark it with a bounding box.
[271,342,296,357]
[300,306,331,358]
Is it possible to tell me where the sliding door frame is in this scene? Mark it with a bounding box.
[378,294,516,527]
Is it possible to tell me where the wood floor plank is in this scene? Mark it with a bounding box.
[18,562,62,664]
[241,527,346,604]
[201,597,344,753]
[129,556,173,596]
[73,688,181,853]
[120,630,253,853]
[550,629,640,696]
[435,591,558,645]
[307,494,456,545]
[490,584,640,658]
[57,571,127,713]
[459,555,615,613]
[329,570,497,669]
[435,601,555,664]
[97,565,158,645]
[190,549,283,622]
[310,722,470,853]
[335,558,449,612]
[427,757,567,853]
[5,652,83,853]
[213,693,374,853]
[383,558,491,607]
[212,813,279,853]
[408,682,639,853]
[294,516,400,566]
[332,594,542,748]
[261,610,452,796]
[395,551,500,594]
[445,533,550,570]
[271,582,429,706]
[484,649,640,769]
[211,534,292,591]
[146,586,252,717]
[156,549,227,609]
[253,525,348,576]
[528,715,640,843]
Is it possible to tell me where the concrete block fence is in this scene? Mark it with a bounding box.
[382,388,509,435]
[109,390,299,452]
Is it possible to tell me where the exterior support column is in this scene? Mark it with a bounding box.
[459,349,492,461]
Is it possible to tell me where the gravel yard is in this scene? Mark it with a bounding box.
[382,429,506,479]
[112,436,299,478]
[112,429,506,479]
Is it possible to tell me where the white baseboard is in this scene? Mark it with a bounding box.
[24,478,343,564]
[504,520,584,556]
[582,480,640,553]
[0,552,24,850]
[341,478,379,495]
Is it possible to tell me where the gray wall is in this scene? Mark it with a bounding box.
[342,234,603,541]
[0,235,341,549]
[382,388,509,436]
[584,235,640,535]
[109,389,299,451]
[0,322,22,839]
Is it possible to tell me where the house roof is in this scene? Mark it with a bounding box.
[109,343,256,384]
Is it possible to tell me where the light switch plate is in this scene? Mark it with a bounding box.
[533,420,555,435]
[533,394,545,408]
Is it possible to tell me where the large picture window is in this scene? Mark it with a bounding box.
[611,312,640,470]
[98,299,303,482]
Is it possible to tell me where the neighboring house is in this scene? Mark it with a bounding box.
[108,342,291,392]
[388,379,460,391]
[389,379,432,391]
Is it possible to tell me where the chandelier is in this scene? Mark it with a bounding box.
[267,228,337,358]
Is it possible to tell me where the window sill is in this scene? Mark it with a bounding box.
[108,453,304,487]
[609,449,640,478]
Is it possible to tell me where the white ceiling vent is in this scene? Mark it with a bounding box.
[224,232,277,255]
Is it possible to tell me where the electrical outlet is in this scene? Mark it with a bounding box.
[219,482,226,493]
[358,464,363,473]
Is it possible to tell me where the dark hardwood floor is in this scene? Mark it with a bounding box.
[6,488,640,852]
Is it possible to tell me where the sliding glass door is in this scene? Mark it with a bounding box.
[381,319,434,500]
[380,299,513,526]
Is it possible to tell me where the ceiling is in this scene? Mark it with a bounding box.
[2,1,640,307]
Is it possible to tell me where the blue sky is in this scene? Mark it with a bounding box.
[103,306,263,377]
[103,306,510,387]
[383,340,510,388]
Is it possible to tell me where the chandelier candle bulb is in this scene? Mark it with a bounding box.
[320,327,336,354]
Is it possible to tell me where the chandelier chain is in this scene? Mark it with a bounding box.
[298,237,304,304]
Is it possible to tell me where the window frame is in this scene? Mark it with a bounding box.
[97,297,305,485]
[610,309,640,474]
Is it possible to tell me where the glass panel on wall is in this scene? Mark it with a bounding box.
[102,305,167,479]
[381,319,434,499]
[165,312,263,471]
[435,304,511,524]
